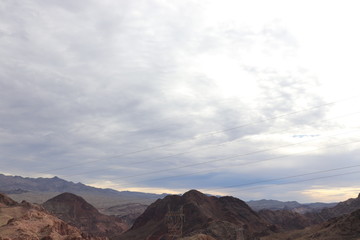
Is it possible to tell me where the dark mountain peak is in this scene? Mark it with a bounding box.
[0,192,18,206]
[120,189,275,240]
[49,176,64,182]
[48,192,86,202]
[43,192,128,238]
[44,192,99,214]
[220,195,246,204]
[183,189,208,200]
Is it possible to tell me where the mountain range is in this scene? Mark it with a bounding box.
[247,199,336,213]
[0,173,334,213]
[0,173,165,224]
[0,173,166,201]
[2,173,360,239]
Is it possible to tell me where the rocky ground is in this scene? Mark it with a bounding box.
[0,193,99,240]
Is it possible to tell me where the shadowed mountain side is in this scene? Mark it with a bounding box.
[0,192,18,207]
[43,192,129,239]
[117,189,277,240]
[258,209,315,231]
[255,193,360,232]
[261,208,360,240]
[100,203,149,225]
[317,193,360,220]
[0,193,99,239]
[297,192,360,225]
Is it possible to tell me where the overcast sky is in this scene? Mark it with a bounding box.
[1,0,360,203]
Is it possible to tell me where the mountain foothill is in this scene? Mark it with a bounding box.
[1,173,360,239]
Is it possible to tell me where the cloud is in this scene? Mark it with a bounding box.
[1,0,360,202]
[302,187,360,203]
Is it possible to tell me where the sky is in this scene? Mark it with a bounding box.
[1,0,360,203]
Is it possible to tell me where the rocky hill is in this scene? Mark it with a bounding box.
[317,193,360,220]
[0,193,98,239]
[43,192,129,239]
[258,209,314,231]
[262,208,360,240]
[0,192,18,207]
[117,189,277,240]
[260,193,360,240]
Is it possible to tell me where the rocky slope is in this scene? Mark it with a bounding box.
[0,192,18,207]
[317,193,360,220]
[258,209,314,231]
[43,192,129,239]
[117,189,277,240]
[262,208,360,240]
[254,194,360,233]
[180,234,217,240]
[260,193,360,240]
[100,203,148,225]
[0,193,97,240]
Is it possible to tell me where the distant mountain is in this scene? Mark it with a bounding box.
[117,189,277,240]
[247,199,302,211]
[247,199,336,213]
[0,173,166,214]
[0,173,165,198]
[43,192,129,238]
[0,193,97,239]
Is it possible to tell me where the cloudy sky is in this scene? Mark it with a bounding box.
[1,0,360,203]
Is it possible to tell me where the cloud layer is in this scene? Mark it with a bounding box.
[1,0,360,202]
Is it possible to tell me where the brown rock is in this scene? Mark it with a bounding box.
[258,209,313,231]
[181,233,217,240]
[0,193,18,207]
[43,192,129,239]
[261,208,360,240]
[0,193,97,240]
